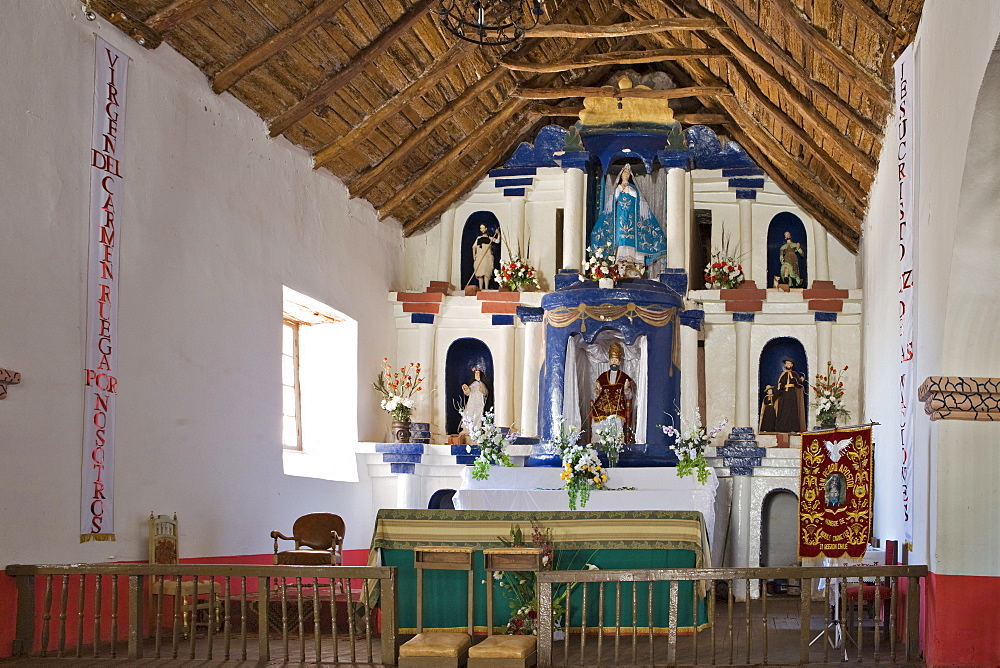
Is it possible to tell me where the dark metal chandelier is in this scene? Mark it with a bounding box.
[435,0,544,46]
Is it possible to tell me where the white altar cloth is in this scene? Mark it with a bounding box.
[454,466,718,540]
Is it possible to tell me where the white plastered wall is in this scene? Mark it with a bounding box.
[862,0,1000,574]
[0,3,403,563]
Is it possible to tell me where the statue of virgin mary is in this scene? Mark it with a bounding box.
[589,163,667,269]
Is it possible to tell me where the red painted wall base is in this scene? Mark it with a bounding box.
[924,570,1000,667]
[0,549,370,658]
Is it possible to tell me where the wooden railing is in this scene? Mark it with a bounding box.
[4,563,398,665]
[537,565,927,666]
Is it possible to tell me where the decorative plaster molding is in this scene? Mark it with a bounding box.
[918,376,1000,421]
[0,367,21,400]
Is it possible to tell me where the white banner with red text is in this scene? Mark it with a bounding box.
[895,43,917,545]
[82,37,128,542]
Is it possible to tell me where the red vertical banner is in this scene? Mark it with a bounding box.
[798,426,874,559]
[81,37,128,542]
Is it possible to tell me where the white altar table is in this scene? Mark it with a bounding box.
[454,466,718,539]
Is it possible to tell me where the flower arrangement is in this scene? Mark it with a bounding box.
[592,419,625,468]
[466,410,516,480]
[494,258,538,291]
[812,362,850,426]
[662,410,728,483]
[580,243,620,282]
[551,417,607,510]
[495,524,596,636]
[373,358,423,423]
[703,250,745,289]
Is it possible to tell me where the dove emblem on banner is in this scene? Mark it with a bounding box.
[823,437,851,462]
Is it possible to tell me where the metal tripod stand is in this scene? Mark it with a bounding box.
[809,578,854,660]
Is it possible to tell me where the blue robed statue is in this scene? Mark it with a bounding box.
[589,163,666,269]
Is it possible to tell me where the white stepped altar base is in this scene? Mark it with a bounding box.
[454,465,719,540]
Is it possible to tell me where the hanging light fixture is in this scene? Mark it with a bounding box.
[435,0,545,46]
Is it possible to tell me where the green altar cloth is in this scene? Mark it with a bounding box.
[367,509,711,634]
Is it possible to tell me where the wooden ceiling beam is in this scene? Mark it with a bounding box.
[378,104,536,215]
[727,61,867,207]
[527,103,727,124]
[651,0,883,157]
[675,112,728,125]
[835,0,895,40]
[632,4,875,190]
[515,85,731,100]
[766,0,890,97]
[312,45,474,168]
[349,6,626,199]
[145,0,221,33]
[502,47,729,73]
[401,116,547,235]
[381,18,629,226]
[336,0,592,187]
[524,17,720,38]
[719,96,861,237]
[348,68,510,198]
[267,0,435,138]
[724,119,860,250]
[532,102,584,116]
[89,0,163,48]
[624,27,862,244]
[382,55,627,219]
[211,0,351,94]
[663,0,884,137]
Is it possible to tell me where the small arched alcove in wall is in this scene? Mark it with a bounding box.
[758,337,809,432]
[428,489,456,510]
[766,212,808,289]
[444,338,495,436]
[760,489,799,568]
[460,211,502,291]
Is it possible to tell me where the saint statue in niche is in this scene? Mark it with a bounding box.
[759,385,777,432]
[460,367,489,433]
[589,163,666,274]
[773,358,806,433]
[589,342,635,441]
[777,231,805,287]
[470,224,500,290]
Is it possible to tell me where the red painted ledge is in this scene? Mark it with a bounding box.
[396,292,444,303]
[924,570,1000,667]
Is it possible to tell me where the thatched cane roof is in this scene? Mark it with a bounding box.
[93,0,923,251]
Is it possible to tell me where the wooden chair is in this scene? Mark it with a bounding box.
[398,546,476,667]
[148,513,222,636]
[468,548,543,668]
[270,512,345,565]
[845,580,893,632]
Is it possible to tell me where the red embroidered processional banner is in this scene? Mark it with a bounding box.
[798,426,874,559]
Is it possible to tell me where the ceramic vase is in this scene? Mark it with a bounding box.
[391,420,412,443]
[598,277,615,289]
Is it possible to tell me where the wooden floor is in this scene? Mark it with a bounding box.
[1,596,921,666]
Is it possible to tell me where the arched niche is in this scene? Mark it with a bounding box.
[444,338,495,435]
[427,489,456,510]
[563,328,648,443]
[758,337,809,431]
[760,489,799,568]
[766,212,809,288]
[459,211,501,291]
